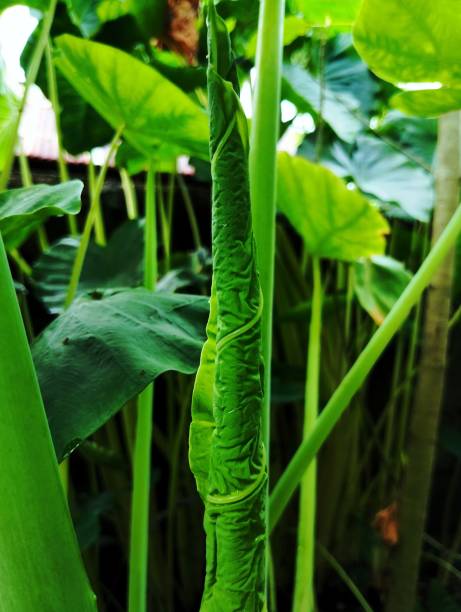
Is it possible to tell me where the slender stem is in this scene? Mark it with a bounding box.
[128,164,157,612]
[46,40,79,236]
[249,2,284,596]
[0,0,58,190]
[120,168,139,220]
[293,257,322,612]
[177,174,201,249]
[64,126,123,308]
[19,153,49,251]
[157,174,170,271]
[270,195,461,531]
[89,157,106,246]
[317,544,373,612]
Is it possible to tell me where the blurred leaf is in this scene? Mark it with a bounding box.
[54,35,210,160]
[353,0,461,86]
[392,88,461,118]
[353,0,461,115]
[277,152,388,261]
[65,0,167,39]
[283,62,364,143]
[319,135,434,222]
[0,181,83,249]
[354,256,413,325]
[32,220,145,314]
[32,288,209,461]
[293,0,361,27]
[379,110,437,168]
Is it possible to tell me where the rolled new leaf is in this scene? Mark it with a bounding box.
[189,4,267,610]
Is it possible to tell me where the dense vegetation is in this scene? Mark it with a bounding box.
[1,0,461,610]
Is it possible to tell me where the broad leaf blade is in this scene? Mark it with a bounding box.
[293,0,361,27]
[0,181,83,249]
[392,88,461,117]
[54,35,210,160]
[32,289,209,461]
[277,152,389,261]
[353,0,461,116]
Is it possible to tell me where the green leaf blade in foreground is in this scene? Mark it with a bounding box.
[277,152,389,261]
[0,235,97,611]
[32,288,209,461]
[189,5,266,610]
[54,35,209,160]
[0,180,83,249]
[292,0,360,27]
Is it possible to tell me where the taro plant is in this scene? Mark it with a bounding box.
[2,0,461,610]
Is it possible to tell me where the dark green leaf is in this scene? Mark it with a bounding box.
[32,289,209,461]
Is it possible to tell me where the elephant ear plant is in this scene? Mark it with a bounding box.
[189,2,267,609]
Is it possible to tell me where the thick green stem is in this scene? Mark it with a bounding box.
[270,177,461,531]
[0,233,96,611]
[65,126,123,307]
[293,257,322,612]
[128,164,157,612]
[386,112,460,612]
[249,0,285,453]
[0,0,58,190]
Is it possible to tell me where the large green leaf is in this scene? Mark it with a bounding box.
[0,181,83,249]
[379,110,437,168]
[54,35,210,160]
[277,152,389,261]
[32,289,209,461]
[318,135,434,222]
[353,0,461,115]
[354,255,413,325]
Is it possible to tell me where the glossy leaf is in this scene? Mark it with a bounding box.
[319,135,434,222]
[32,289,209,461]
[277,152,389,261]
[54,35,210,160]
[0,181,83,249]
[354,255,413,325]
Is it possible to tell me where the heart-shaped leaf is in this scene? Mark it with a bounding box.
[54,35,210,160]
[0,181,83,249]
[32,288,209,461]
[277,152,389,261]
